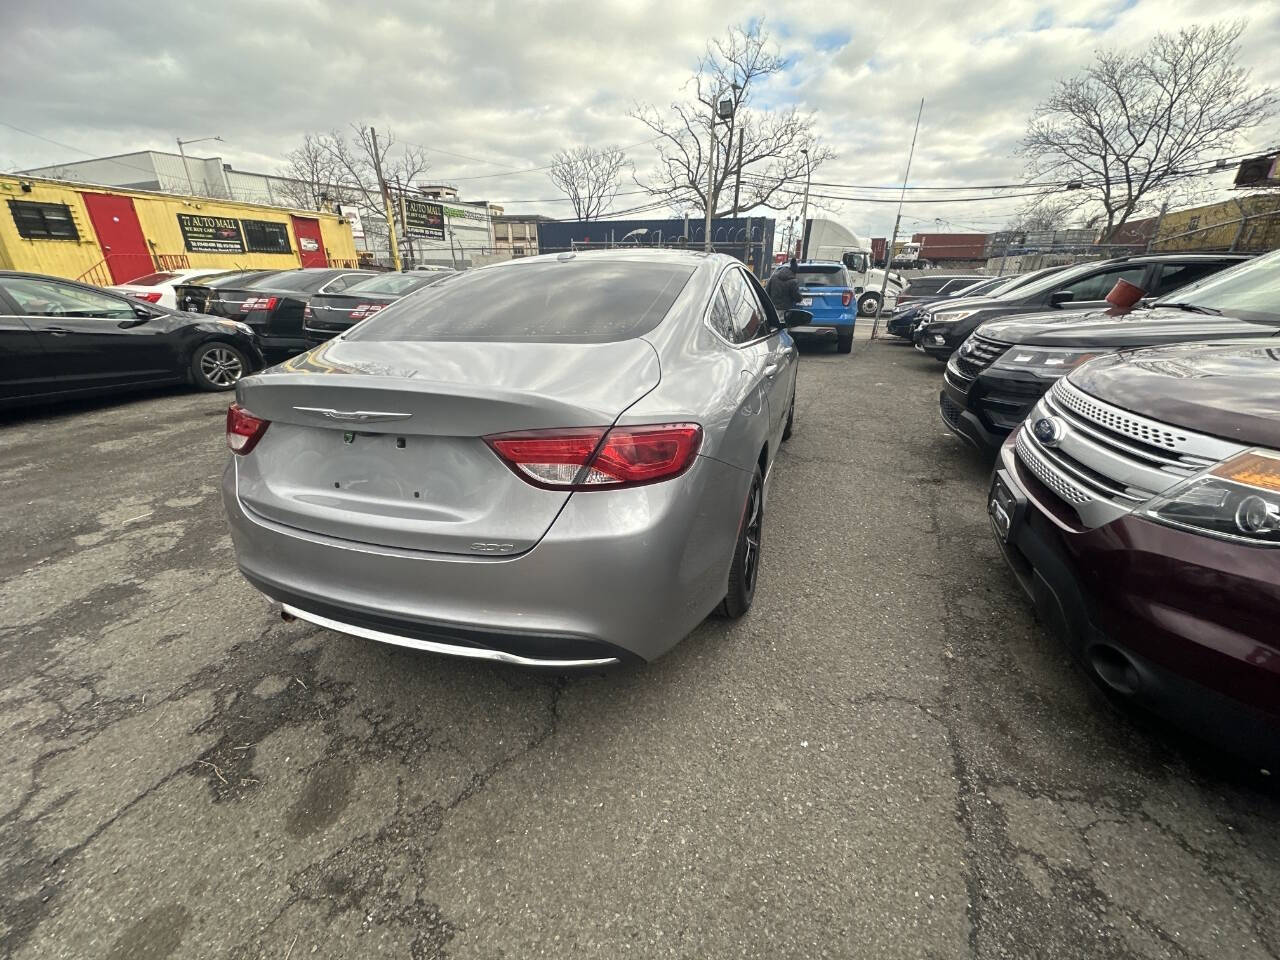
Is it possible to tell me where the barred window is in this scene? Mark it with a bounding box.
[241,219,292,254]
[9,200,79,240]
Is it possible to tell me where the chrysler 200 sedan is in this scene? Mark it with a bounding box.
[222,250,809,666]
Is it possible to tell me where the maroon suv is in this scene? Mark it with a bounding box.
[989,339,1280,766]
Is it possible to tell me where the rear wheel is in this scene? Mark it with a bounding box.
[858,293,881,317]
[836,331,854,354]
[716,466,764,619]
[191,342,248,391]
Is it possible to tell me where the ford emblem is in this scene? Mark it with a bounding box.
[1031,416,1065,447]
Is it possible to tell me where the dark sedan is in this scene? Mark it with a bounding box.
[913,254,1251,360]
[302,270,456,347]
[0,271,264,409]
[205,267,376,359]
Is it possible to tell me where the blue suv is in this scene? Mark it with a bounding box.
[788,261,857,354]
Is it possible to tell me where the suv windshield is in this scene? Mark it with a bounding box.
[795,265,848,287]
[349,259,695,343]
[1155,250,1280,324]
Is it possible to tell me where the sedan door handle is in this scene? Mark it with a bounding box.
[45,327,69,336]
[763,361,782,378]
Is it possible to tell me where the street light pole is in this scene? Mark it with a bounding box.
[797,148,811,259]
[175,135,222,196]
[871,98,925,342]
[704,99,717,253]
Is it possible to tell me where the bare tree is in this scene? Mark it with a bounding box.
[1005,196,1082,233]
[277,125,429,236]
[547,146,627,220]
[630,20,833,218]
[1020,21,1277,241]
[275,134,351,210]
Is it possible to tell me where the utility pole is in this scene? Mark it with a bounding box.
[370,127,402,271]
[871,99,924,341]
[704,105,717,252]
[732,129,744,216]
[395,175,415,266]
[798,148,811,259]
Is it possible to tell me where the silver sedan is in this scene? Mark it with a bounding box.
[221,250,808,666]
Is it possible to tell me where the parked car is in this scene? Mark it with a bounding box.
[888,265,1075,340]
[894,274,988,310]
[222,250,809,667]
[989,338,1280,767]
[0,270,264,408]
[914,254,1251,360]
[302,270,456,348]
[886,275,1010,339]
[180,269,282,314]
[204,268,376,359]
[111,268,236,310]
[786,260,858,353]
[940,250,1280,453]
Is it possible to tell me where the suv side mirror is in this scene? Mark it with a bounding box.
[1049,290,1075,307]
[784,309,813,328]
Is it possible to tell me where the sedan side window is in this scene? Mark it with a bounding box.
[707,285,736,342]
[724,269,766,343]
[1055,266,1148,302]
[0,277,136,319]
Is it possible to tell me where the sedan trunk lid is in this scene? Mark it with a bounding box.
[231,338,661,555]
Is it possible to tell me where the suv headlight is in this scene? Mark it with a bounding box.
[991,346,1108,375]
[928,309,979,326]
[1143,449,1280,546]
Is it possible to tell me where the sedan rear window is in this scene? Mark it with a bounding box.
[248,271,330,293]
[349,259,695,343]
[795,266,848,287]
[342,273,446,296]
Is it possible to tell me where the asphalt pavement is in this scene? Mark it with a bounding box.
[1,331,1277,960]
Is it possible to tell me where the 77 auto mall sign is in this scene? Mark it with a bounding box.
[404,199,445,240]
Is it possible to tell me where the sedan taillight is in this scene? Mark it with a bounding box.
[130,292,163,303]
[485,423,702,490]
[227,403,270,454]
[240,296,278,313]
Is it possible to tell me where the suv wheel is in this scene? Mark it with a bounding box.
[716,466,763,619]
[837,331,854,354]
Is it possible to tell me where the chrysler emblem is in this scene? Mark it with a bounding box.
[1031,416,1065,447]
[293,406,413,423]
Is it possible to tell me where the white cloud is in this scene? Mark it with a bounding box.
[2,0,1277,239]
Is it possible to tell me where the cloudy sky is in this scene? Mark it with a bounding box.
[2,0,1278,241]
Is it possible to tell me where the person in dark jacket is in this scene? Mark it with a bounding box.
[766,259,804,316]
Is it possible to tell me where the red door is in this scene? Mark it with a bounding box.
[82,193,153,283]
[291,216,328,268]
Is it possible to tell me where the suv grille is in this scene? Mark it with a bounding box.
[1014,378,1243,528]
[948,335,1009,384]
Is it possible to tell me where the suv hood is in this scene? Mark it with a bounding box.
[980,306,1279,348]
[1070,339,1280,449]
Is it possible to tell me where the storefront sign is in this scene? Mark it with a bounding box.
[177,214,245,253]
[299,236,320,252]
[404,199,445,240]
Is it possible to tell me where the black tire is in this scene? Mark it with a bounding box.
[782,388,795,441]
[716,466,764,619]
[857,293,881,317]
[191,341,249,391]
[836,331,854,354]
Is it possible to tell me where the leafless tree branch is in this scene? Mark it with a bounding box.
[547,146,628,220]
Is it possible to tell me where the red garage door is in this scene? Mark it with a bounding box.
[83,193,153,283]
[291,216,328,268]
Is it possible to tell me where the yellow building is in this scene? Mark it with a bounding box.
[1151,193,1280,254]
[0,174,358,285]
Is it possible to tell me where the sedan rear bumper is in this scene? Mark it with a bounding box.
[222,453,749,664]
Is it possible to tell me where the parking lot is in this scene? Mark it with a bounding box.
[2,332,1277,960]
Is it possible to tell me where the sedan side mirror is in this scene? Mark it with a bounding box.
[1049,290,1075,307]
[784,309,813,328]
